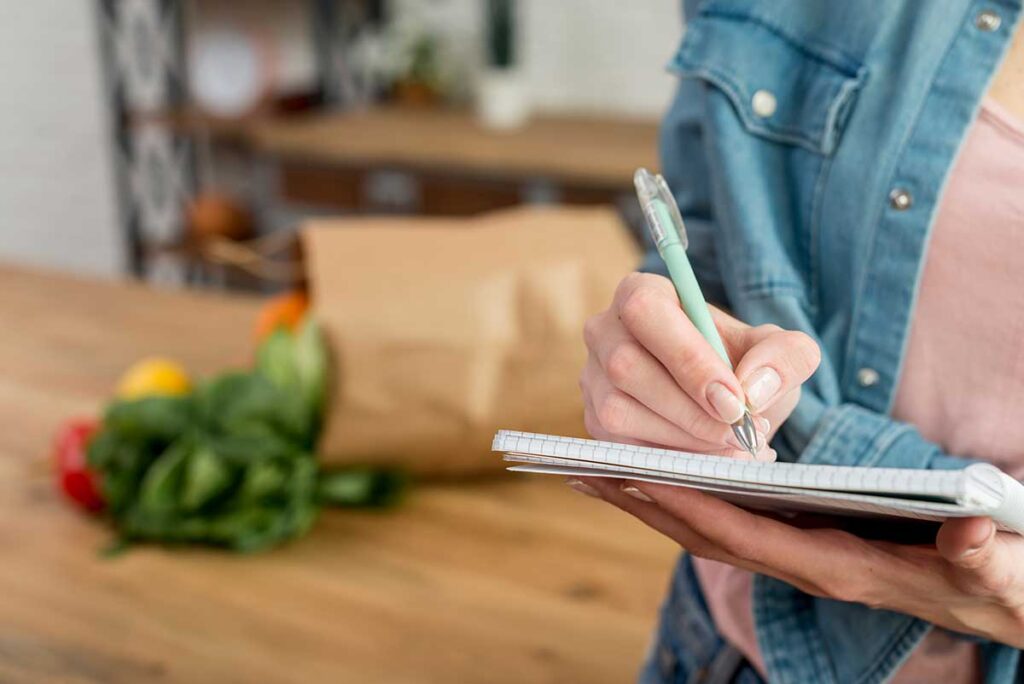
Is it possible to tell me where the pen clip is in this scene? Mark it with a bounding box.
[653,174,688,250]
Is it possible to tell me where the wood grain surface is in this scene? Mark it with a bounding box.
[251,108,660,188]
[0,264,678,684]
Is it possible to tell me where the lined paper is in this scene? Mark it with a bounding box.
[493,430,964,499]
[492,431,1024,534]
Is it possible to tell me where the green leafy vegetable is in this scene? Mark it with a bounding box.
[318,469,407,508]
[87,319,404,553]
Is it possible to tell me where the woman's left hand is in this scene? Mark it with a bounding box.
[580,477,1024,648]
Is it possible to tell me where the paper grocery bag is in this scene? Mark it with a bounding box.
[303,206,640,475]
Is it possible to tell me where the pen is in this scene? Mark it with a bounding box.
[633,168,760,458]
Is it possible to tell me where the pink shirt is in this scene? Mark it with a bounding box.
[694,97,1024,682]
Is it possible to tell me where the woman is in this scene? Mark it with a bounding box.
[576,2,1024,682]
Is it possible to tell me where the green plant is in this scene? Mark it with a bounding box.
[87,320,405,553]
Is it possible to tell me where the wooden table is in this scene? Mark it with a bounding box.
[0,265,678,684]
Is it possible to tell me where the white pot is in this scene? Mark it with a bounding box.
[476,69,530,131]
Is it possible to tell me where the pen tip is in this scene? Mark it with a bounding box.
[732,412,760,458]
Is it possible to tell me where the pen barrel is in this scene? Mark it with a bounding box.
[660,243,733,368]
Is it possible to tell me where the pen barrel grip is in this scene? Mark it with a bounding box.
[660,243,733,368]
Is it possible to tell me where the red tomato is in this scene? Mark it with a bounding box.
[53,419,105,513]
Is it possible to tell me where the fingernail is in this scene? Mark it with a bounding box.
[620,484,655,503]
[756,416,771,434]
[743,368,782,411]
[758,448,778,463]
[964,522,996,556]
[706,382,745,423]
[567,478,600,498]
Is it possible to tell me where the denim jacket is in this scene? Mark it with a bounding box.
[647,0,1024,682]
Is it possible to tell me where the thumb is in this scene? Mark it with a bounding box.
[936,517,996,569]
[936,518,1024,604]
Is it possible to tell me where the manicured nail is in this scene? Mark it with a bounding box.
[620,484,655,503]
[567,478,600,498]
[706,382,745,423]
[756,416,771,434]
[743,368,782,411]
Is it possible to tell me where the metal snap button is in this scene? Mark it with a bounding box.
[857,367,880,387]
[751,89,777,118]
[975,10,1001,31]
[888,188,913,211]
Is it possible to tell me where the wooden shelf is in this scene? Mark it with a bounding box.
[250,107,660,188]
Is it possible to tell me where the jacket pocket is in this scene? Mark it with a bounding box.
[670,12,866,155]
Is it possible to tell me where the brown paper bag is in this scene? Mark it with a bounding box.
[303,206,640,475]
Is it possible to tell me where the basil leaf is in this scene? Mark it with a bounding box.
[137,439,190,515]
[181,445,231,512]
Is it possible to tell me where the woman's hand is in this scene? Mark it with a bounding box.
[581,272,821,459]
[580,478,1024,649]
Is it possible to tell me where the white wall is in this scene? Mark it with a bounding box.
[0,2,124,276]
[522,0,683,118]
[0,1,681,277]
[392,0,684,119]
[193,0,684,120]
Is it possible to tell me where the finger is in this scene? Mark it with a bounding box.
[936,518,1023,602]
[586,314,737,446]
[936,517,996,566]
[760,387,801,439]
[708,307,771,363]
[615,278,746,426]
[583,382,617,443]
[625,480,894,603]
[582,380,656,446]
[580,477,822,594]
[612,272,679,310]
[582,358,751,456]
[733,329,821,413]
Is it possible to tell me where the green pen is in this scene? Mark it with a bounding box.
[633,168,759,458]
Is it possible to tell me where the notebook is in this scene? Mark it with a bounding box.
[493,430,1024,536]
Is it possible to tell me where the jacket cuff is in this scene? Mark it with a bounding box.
[797,403,969,471]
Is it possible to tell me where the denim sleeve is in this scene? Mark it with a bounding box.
[646,78,729,306]
[751,294,974,472]
[657,80,968,474]
[787,401,972,471]
[650,6,971,480]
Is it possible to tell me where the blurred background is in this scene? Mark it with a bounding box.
[0,3,686,682]
[1,0,679,289]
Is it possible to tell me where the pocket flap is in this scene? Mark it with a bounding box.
[670,14,866,155]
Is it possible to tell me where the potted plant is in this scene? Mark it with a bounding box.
[477,0,529,130]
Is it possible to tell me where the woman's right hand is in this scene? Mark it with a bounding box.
[580,273,821,460]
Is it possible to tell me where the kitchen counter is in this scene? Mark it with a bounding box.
[0,264,677,684]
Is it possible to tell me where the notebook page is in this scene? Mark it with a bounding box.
[506,463,992,522]
[504,456,975,515]
[493,430,966,500]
